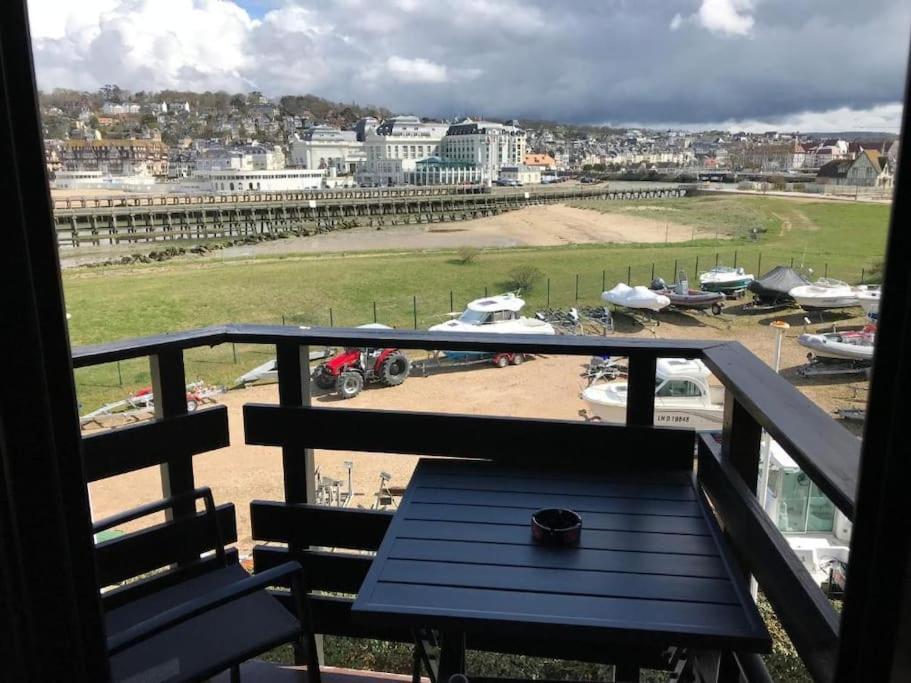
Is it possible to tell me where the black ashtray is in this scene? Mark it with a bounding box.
[531,508,582,546]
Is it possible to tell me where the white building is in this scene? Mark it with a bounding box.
[196,144,285,172]
[290,126,364,175]
[359,116,449,186]
[195,169,327,193]
[440,119,526,183]
[498,165,541,185]
[101,102,141,115]
[404,158,485,185]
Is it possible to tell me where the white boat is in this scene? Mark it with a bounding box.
[581,358,724,430]
[429,293,555,359]
[601,283,670,312]
[698,266,754,293]
[797,329,875,362]
[788,279,859,311]
[854,286,880,316]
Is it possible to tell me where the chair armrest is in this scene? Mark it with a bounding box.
[107,561,304,655]
[94,487,216,534]
[94,487,226,565]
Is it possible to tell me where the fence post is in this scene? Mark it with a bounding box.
[575,273,580,301]
[715,252,719,266]
[329,308,334,327]
[757,252,762,275]
[373,301,377,323]
[824,263,828,278]
[484,286,488,298]
[673,259,678,280]
[450,290,454,313]
[546,278,551,307]
[790,257,794,268]
[650,263,655,281]
[413,295,418,329]
[602,269,606,292]
[117,361,123,386]
[232,344,237,364]
[861,268,865,284]
[734,250,738,268]
[282,314,286,325]
[627,264,632,285]
[695,256,700,275]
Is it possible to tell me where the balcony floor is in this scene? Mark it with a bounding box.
[211,661,429,683]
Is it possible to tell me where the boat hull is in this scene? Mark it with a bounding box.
[797,333,874,361]
[792,296,859,311]
[583,400,724,431]
[700,278,752,293]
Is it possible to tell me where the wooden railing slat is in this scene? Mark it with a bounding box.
[244,405,695,471]
[251,501,392,550]
[82,406,229,481]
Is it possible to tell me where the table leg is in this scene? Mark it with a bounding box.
[613,662,640,682]
[438,631,466,682]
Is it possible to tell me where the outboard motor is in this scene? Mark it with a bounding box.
[650,277,667,291]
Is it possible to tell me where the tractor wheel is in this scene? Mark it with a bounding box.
[494,354,510,368]
[313,366,337,390]
[378,351,411,386]
[511,353,525,365]
[336,371,364,399]
[711,302,723,316]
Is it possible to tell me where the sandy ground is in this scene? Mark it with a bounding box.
[60,203,710,267]
[87,304,868,554]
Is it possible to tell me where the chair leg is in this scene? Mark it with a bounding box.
[230,664,241,683]
[412,645,423,683]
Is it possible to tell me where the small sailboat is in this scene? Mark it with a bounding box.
[797,328,875,362]
[602,283,670,312]
[789,279,859,311]
[698,266,754,294]
[581,358,724,430]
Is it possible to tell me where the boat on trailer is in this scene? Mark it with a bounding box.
[855,285,880,317]
[429,293,555,361]
[747,266,811,309]
[797,328,875,362]
[650,273,725,315]
[581,358,724,430]
[698,266,754,295]
[602,283,670,312]
[789,279,859,311]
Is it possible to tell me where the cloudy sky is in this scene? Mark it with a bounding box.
[26,0,911,131]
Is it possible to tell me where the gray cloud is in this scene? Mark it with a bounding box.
[27,0,911,128]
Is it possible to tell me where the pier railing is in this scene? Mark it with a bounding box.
[74,325,858,681]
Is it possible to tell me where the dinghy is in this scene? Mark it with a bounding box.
[650,275,725,314]
[797,329,875,362]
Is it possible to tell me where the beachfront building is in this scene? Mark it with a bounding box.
[61,138,169,176]
[358,115,448,186]
[498,164,542,185]
[195,168,327,193]
[440,118,527,183]
[195,143,285,172]
[403,157,484,185]
[290,126,365,175]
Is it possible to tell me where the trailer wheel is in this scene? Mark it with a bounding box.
[378,351,411,386]
[511,353,525,365]
[336,371,364,399]
[711,303,723,316]
[313,366,337,390]
[494,354,510,368]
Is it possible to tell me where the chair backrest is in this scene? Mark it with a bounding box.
[250,501,412,642]
[95,487,238,611]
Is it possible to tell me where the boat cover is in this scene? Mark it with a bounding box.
[748,266,810,300]
[602,283,670,311]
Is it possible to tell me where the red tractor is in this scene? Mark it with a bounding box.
[312,346,411,399]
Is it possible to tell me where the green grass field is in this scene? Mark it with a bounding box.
[65,195,890,411]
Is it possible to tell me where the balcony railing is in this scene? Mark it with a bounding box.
[74,325,859,681]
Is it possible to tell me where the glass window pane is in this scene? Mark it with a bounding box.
[806,483,836,532]
[777,471,810,532]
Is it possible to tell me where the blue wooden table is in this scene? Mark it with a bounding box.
[353,458,770,678]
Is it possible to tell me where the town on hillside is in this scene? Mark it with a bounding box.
[40,85,900,196]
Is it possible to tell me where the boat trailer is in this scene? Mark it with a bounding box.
[797,358,872,378]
